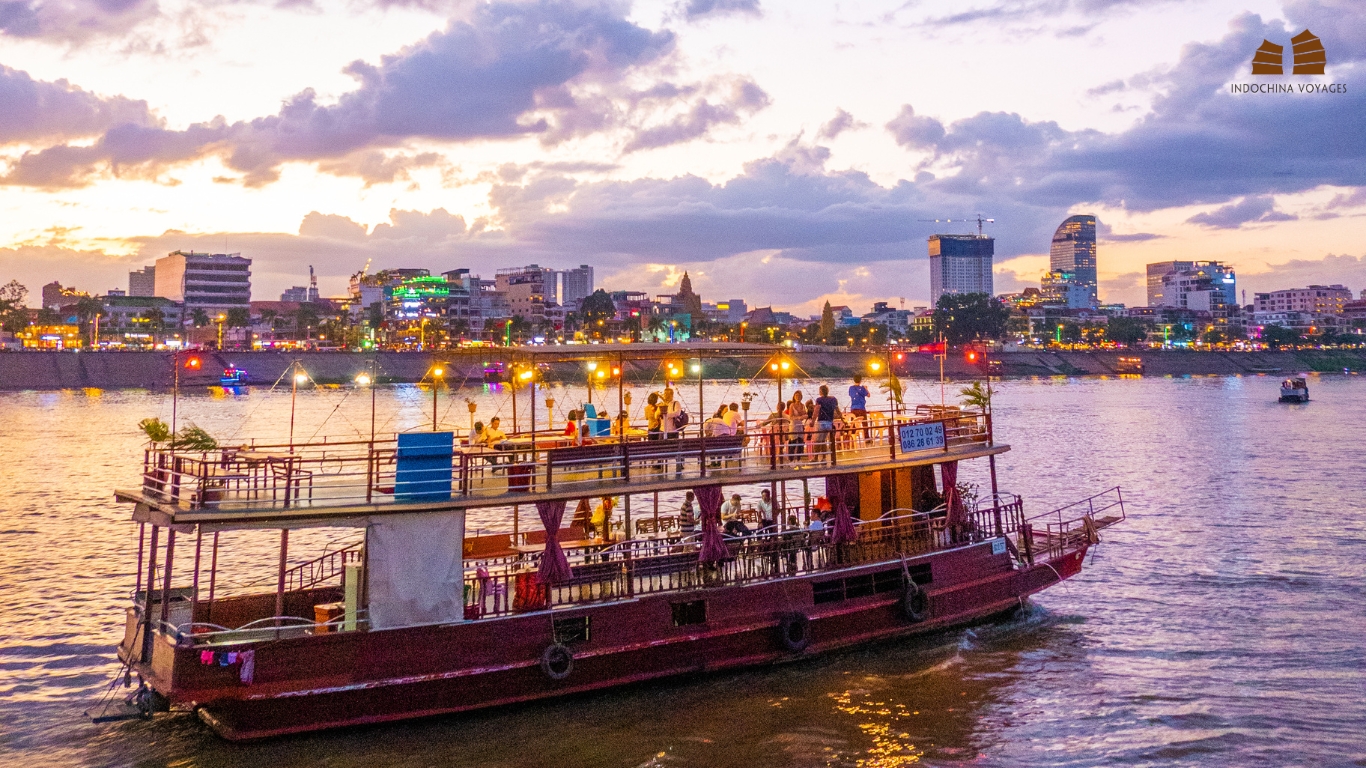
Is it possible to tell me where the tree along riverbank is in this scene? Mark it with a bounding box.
[2,349,1364,391]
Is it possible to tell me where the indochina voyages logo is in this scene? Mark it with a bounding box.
[1232,29,1346,94]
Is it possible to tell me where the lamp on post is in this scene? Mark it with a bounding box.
[430,364,445,430]
[290,365,309,452]
[691,361,703,430]
[355,364,376,443]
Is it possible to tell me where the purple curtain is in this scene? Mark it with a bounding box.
[941,461,965,532]
[825,474,859,544]
[694,485,729,562]
[535,499,572,584]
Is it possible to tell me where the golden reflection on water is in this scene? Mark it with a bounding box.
[829,685,925,766]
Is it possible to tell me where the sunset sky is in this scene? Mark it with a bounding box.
[1,0,1362,313]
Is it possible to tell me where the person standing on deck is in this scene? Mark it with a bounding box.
[645,393,663,440]
[812,385,841,457]
[848,375,869,418]
[679,491,697,535]
[786,392,808,461]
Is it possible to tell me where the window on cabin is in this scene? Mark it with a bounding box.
[671,600,707,626]
[553,615,591,644]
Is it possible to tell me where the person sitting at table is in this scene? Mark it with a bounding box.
[757,489,776,531]
[590,496,615,541]
[722,493,744,519]
[723,512,752,538]
[466,421,485,447]
[576,422,596,447]
[722,402,743,433]
[563,410,581,437]
[481,416,507,447]
[808,515,825,532]
[612,411,630,436]
[679,491,697,535]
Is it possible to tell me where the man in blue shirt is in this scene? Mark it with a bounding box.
[848,375,870,418]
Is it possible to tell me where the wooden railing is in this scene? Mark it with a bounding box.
[136,408,995,514]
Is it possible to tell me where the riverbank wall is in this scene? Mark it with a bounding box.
[2,349,1364,391]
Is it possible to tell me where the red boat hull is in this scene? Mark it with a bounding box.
[154,542,1089,740]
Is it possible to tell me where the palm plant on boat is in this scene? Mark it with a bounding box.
[958,381,991,413]
[879,374,904,413]
[138,417,171,444]
[171,424,219,451]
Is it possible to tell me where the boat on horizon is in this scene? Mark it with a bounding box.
[218,366,249,386]
[101,345,1125,740]
[1280,376,1309,403]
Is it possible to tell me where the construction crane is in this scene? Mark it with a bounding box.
[918,214,995,236]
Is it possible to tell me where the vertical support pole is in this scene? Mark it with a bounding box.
[159,530,177,627]
[141,525,159,663]
[653,491,660,524]
[134,522,146,598]
[989,453,1003,537]
[207,532,219,623]
[624,493,632,542]
[513,504,520,543]
[190,529,203,623]
[275,528,289,623]
[530,374,537,487]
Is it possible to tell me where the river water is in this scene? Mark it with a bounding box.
[1,374,1363,767]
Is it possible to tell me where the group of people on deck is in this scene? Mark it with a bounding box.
[755,375,871,459]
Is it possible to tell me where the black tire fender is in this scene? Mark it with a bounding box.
[902,581,929,623]
[777,612,811,653]
[540,643,574,681]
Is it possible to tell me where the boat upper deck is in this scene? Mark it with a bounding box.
[117,406,1004,526]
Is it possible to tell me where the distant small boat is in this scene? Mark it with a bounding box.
[1279,377,1308,403]
[483,361,505,383]
[1116,356,1144,374]
[220,366,249,386]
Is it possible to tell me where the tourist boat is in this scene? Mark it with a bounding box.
[1115,356,1144,374]
[219,366,249,386]
[105,346,1124,740]
[1279,377,1309,402]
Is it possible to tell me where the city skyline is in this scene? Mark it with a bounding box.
[1,0,1363,314]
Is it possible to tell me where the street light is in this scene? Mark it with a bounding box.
[356,364,376,443]
[430,364,445,430]
[289,364,309,452]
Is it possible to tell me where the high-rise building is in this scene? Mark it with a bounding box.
[1041,270,1092,309]
[928,234,994,304]
[1152,261,1236,310]
[153,251,252,315]
[1049,215,1097,306]
[495,265,557,324]
[1252,285,1352,315]
[129,266,156,297]
[1146,261,1194,306]
[560,265,594,309]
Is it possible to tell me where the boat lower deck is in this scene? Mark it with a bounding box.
[174,539,1089,740]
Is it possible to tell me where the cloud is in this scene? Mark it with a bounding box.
[1186,195,1297,228]
[818,109,866,141]
[885,105,945,150]
[298,212,368,241]
[0,64,159,145]
[884,13,1366,217]
[678,0,760,21]
[0,0,158,44]
[1238,253,1366,295]
[622,78,769,152]
[2,0,678,187]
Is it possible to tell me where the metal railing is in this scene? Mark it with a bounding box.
[135,409,994,514]
[1018,487,1124,562]
[459,507,1008,620]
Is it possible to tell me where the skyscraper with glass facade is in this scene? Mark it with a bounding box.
[1049,215,1097,306]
